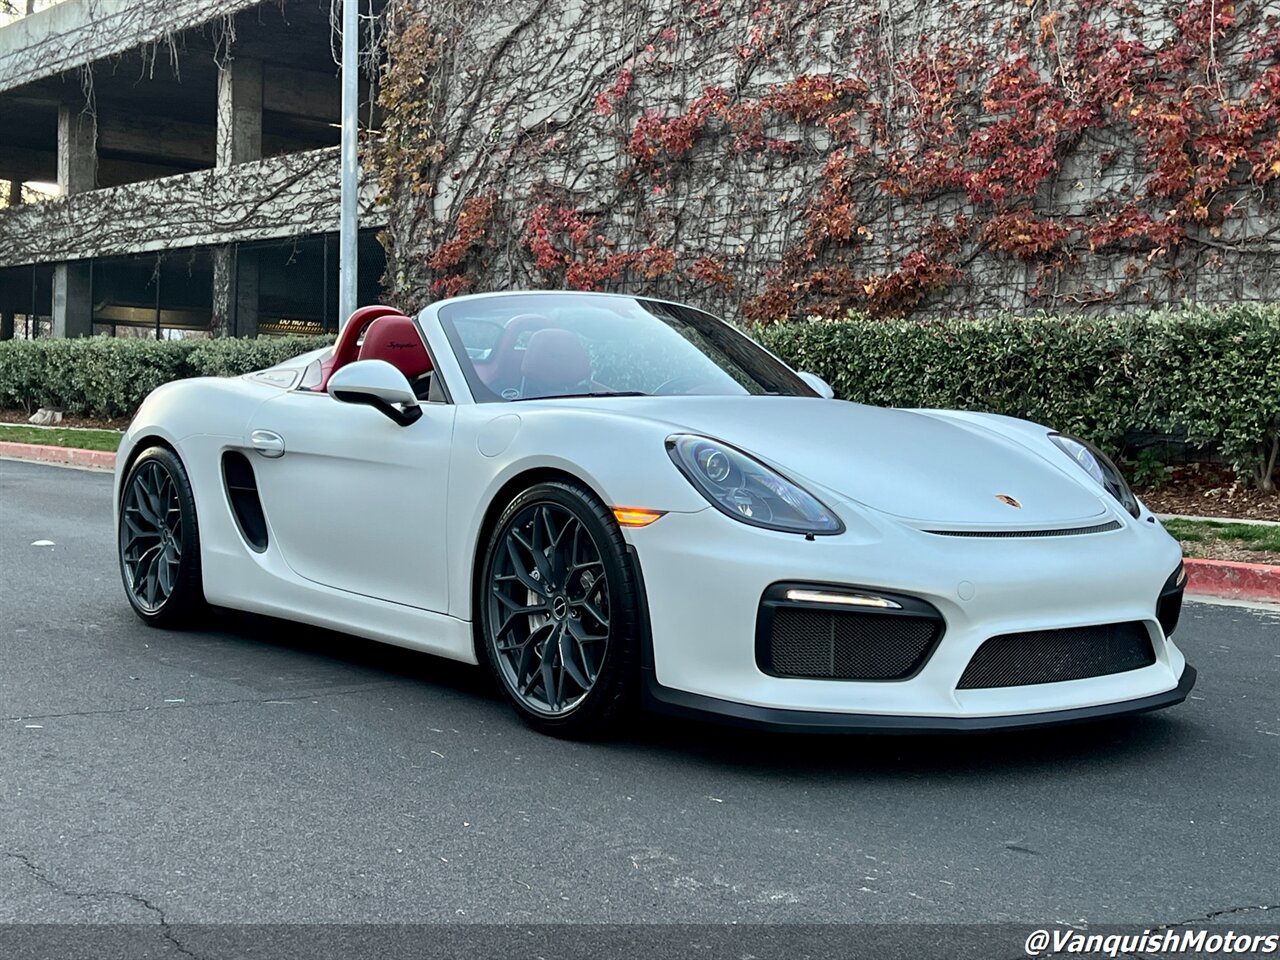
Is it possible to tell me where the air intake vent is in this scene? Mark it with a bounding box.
[222,451,268,552]
[1156,563,1185,637]
[756,584,944,681]
[925,520,1122,538]
[957,622,1155,689]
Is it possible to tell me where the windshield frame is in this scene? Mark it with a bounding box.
[432,292,817,404]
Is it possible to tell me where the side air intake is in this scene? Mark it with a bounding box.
[222,451,269,552]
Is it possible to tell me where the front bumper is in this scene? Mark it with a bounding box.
[627,503,1192,729]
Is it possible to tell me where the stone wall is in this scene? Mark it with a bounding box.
[372,0,1280,320]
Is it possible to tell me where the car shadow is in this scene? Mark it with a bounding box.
[617,710,1194,780]
[188,608,1195,781]
[186,607,500,701]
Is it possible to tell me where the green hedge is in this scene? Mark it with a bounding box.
[758,303,1280,490]
[0,335,333,418]
[0,305,1276,488]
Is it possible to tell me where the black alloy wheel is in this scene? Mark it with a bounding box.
[118,446,204,626]
[479,481,642,737]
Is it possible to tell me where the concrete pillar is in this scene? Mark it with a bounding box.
[212,245,260,338]
[211,244,232,338]
[234,248,259,338]
[216,58,263,167]
[212,59,263,336]
[57,103,96,195]
[53,262,92,337]
[1,179,18,340]
[54,104,96,337]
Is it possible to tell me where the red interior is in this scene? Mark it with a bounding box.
[357,315,433,380]
[473,313,555,389]
[316,304,409,391]
[520,328,591,394]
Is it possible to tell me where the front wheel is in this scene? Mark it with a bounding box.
[478,480,642,738]
[118,446,205,627]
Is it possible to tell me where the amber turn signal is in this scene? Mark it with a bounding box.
[612,507,666,527]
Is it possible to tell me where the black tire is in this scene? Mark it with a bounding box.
[478,480,642,738]
[118,445,205,627]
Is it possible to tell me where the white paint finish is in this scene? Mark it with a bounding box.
[244,390,456,612]
[632,504,1183,715]
[112,291,1193,724]
[476,415,521,458]
[327,359,419,407]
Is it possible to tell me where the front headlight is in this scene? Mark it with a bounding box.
[666,434,844,535]
[1049,433,1141,518]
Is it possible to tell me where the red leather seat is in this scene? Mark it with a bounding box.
[520,328,591,396]
[316,305,409,391]
[358,315,433,380]
[475,313,554,389]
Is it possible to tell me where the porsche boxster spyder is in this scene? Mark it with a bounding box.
[115,291,1194,736]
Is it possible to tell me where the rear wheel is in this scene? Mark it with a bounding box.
[118,446,205,627]
[478,481,642,737]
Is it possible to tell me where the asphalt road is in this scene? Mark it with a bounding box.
[1,459,1277,931]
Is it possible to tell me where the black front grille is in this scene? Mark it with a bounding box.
[924,520,1122,538]
[957,622,1155,689]
[759,599,944,681]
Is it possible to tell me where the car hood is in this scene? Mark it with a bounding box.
[563,396,1110,526]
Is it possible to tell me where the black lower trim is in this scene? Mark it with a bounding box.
[332,390,423,426]
[642,666,1197,735]
[1157,562,1186,638]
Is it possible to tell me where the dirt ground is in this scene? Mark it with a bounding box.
[1135,463,1280,522]
[0,408,131,430]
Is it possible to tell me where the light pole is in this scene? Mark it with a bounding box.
[337,0,358,329]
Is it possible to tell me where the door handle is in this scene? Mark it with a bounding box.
[250,429,286,459]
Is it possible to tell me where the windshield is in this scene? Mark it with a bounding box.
[437,293,815,402]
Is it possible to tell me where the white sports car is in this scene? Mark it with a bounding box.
[115,291,1194,737]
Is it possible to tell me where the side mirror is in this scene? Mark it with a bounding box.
[327,359,422,426]
[797,371,835,399]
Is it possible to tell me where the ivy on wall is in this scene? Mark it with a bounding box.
[370,0,1280,321]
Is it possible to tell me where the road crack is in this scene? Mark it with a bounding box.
[1164,903,1280,926]
[5,852,203,960]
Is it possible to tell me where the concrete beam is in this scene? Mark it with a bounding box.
[99,112,215,168]
[217,57,263,167]
[0,147,386,269]
[0,0,266,94]
[52,260,92,337]
[262,64,341,123]
[98,156,199,188]
[0,144,55,183]
[57,102,96,194]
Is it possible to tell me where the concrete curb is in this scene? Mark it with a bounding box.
[1159,513,1280,527]
[1184,558,1280,604]
[0,441,117,471]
